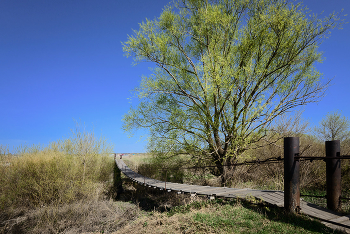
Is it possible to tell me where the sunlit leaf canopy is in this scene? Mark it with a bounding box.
[122,0,341,170]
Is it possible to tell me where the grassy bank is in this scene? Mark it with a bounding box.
[115,193,343,234]
[0,124,120,233]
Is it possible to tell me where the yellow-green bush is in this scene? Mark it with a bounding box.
[0,126,114,210]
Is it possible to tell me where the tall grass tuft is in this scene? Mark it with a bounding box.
[0,123,114,210]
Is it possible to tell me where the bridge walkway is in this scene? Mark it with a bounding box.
[116,158,350,233]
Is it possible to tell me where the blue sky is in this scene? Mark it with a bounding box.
[0,0,349,153]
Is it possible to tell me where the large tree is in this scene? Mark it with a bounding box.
[122,0,343,184]
[314,111,350,142]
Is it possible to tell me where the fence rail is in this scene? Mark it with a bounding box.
[295,156,350,161]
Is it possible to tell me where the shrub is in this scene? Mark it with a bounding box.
[0,124,114,210]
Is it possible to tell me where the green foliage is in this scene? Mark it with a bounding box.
[314,111,350,141]
[137,153,187,183]
[122,0,345,184]
[0,125,114,209]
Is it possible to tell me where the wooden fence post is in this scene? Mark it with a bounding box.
[284,137,300,213]
[326,140,341,212]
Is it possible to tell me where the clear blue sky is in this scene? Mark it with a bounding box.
[1,0,349,153]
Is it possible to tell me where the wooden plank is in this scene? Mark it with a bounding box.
[166,183,200,188]
[301,208,332,220]
[258,194,281,204]
[252,192,279,201]
[261,194,284,204]
[214,188,250,196]
[321,222,350,233]
[220,191,259,198]
[301,204,340,220]
[145,179,163,184]
[165,183,201,188]
[261,196,283,205]
[199,187,232,193]
[269,192,285,201]
[301,202,340,218]
[328,215,350,223]
[147,182,167,187]
[338,220,350,227]
[211,188,239,196]
[169,186,202,192]
[177,186,211,193]
[196,188,232,196]
[255,191,284,205]
[258,192,284,204]
[162,184,193,190]
[148,182,202,191]
[230,190,265,198]
[258,196,279,205]
[194,187,227,193]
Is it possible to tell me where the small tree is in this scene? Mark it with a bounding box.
[314,111,350,141]
[122,0,344,184]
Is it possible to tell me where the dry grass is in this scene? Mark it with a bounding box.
[1,197,142,234]
[0,123,121,233]
[122,153,152,172]
[113,210,216,234]
[0,123,114,210]
[0,150,113,209]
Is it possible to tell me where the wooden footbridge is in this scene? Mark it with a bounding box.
[116,157,350,233]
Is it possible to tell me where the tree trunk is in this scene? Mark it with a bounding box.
[220,157,236,186]
[209,151,236,186]
[221,167,235,186]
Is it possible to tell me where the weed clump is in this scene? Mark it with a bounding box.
[0,124,114,210]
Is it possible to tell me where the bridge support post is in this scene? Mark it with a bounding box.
[113,161,123,197]
[326,140,341,212]
[284,137,300,213]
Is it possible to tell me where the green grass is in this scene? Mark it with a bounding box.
[192,201,315,233]
[117,198,343,234]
